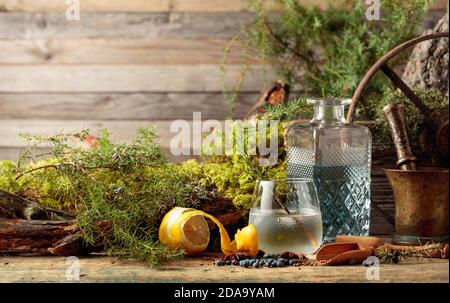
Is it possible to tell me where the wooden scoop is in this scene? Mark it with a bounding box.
[316,235,449,265]
[315,235,385,266]
[316,242,374,266]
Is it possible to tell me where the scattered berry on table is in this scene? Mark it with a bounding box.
[289,259,298,266]
[216,260,225,266]
[215,252,313,268]
[276,259,286,267]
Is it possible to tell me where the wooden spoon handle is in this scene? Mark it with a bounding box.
[335,235,386,248]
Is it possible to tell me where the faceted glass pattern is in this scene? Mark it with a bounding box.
[286,99,372,242]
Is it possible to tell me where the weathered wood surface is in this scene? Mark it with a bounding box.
[0,39,249,65]
[0,12,256,39]
[0,65,272,93]
[0,11,444,40]
[0,0,284,12]
[0,11,442,40]
[1,0,446,12]
[0,120,191,148]
[0,220,74,255]
[370,156,396,235]
[0,93,257,120]
[0,255,447,283]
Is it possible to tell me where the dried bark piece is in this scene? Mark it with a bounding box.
[245,80,290,119]
[402,14,449,96]
[0,219,75,255]
[0,189,73,221]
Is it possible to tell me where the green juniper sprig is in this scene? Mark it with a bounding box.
[264,97,311,121]
[222,0,437,145]
[0,128,205,266]
[375,246,419,264]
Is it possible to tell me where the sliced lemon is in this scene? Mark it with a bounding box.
[159,207,210,256]
[159,207,258,257]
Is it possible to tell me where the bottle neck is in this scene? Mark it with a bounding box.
[311,105,347,126]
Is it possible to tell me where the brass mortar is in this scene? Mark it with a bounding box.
[384,168,449,245]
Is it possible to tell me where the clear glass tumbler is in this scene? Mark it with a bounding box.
[249,178,323,255]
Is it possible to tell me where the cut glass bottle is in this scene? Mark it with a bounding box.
[286,98,372,243]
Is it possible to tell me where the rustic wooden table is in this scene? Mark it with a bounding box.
[0,255,447,283]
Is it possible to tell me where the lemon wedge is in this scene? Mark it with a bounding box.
[159,207,258,257]
[233,224,259,256]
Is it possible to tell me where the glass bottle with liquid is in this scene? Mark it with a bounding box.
[286,98,372,243]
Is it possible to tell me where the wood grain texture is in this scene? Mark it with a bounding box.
[0,38,249,65]
[0,220,74,255]
[0,12,254,39]
[0,10,444,40]
[0,0,253,12]
[369,156,396,235]
[0,0,446,12]
[0,119,224,161]
[0,147,30,162]
[0,255,447,283]
[0,119,186,148]
[0,65,273,92]
[370,203,395,235]
[0,93,258,120]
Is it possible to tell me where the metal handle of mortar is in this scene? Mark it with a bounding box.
[383,103,417,170]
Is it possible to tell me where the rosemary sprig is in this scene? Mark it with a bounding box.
[376,242,446,264]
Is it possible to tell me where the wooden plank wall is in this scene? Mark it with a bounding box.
[0,0,276,162]
[0,1,447,234]
[0,0,446,160]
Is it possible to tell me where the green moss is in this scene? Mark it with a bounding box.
[0,125,288,264]
[180,156,286,211]
[0,161,20,193]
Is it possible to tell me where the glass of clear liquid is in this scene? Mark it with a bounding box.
[249,178,323,255]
